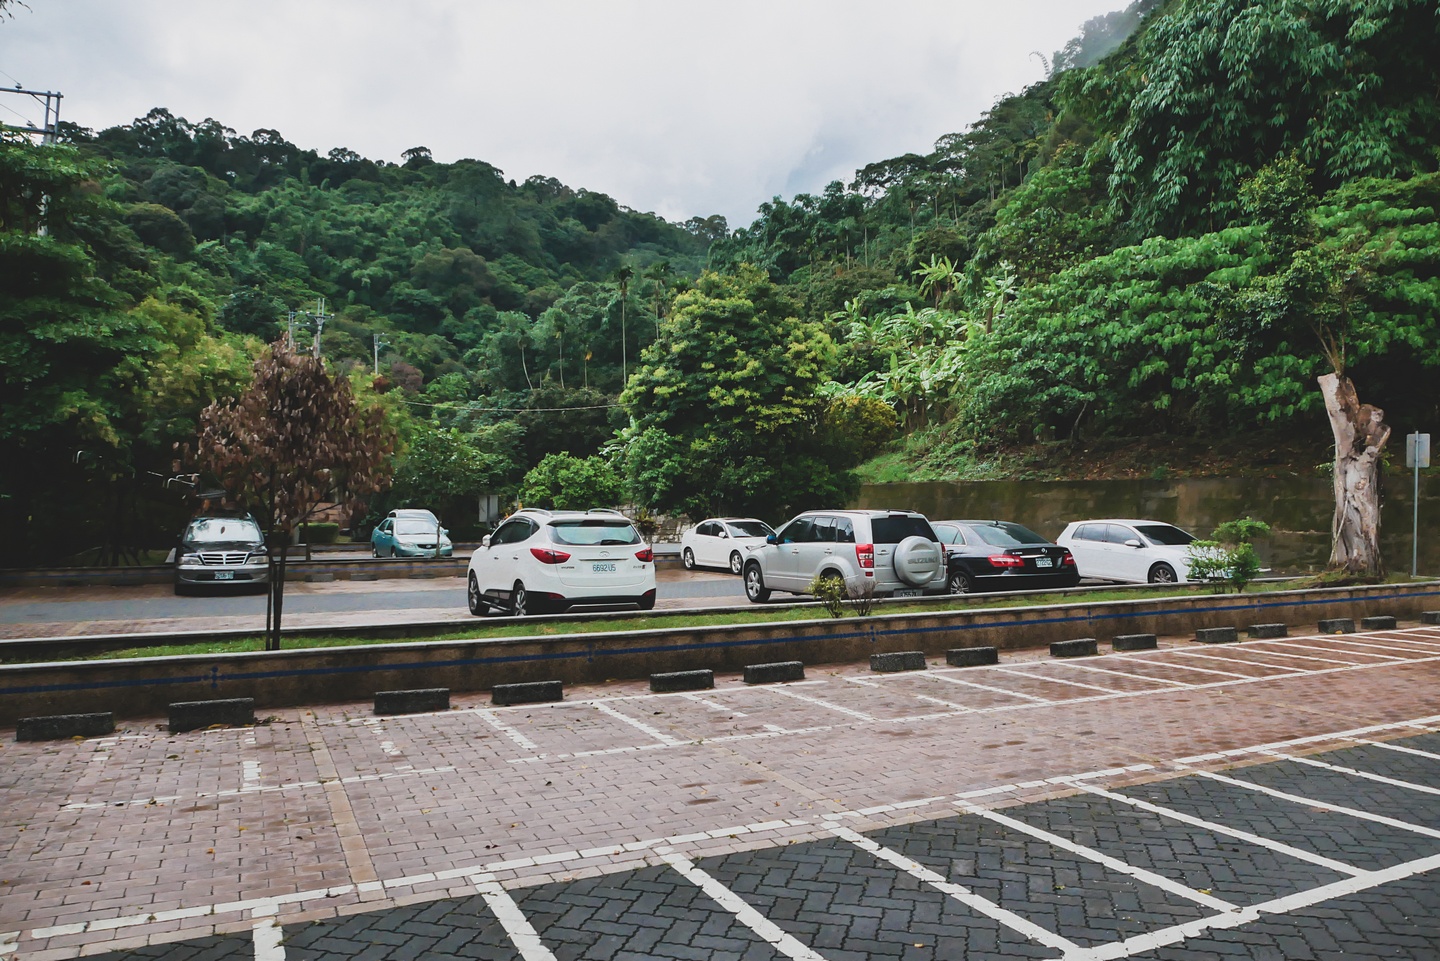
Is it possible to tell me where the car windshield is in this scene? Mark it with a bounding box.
[726,520,774,538]
[870,516,937,543]
[1136,524,1195,546]
[394,520,441,536]
[549,520,642,546]
[186,518,262,544]
[970,523,1047,547]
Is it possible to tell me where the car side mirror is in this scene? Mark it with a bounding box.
[766,534,777,545]
[481,534,492,548]
[1125,539,1143,549]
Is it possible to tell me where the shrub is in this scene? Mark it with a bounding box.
[1187,517,1270,593]
[299,522,340,545]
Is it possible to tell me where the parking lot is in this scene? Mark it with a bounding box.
[3,623,1439,958]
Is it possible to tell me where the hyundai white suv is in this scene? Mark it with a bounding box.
[742,509,946,603]
[467,508,656,616]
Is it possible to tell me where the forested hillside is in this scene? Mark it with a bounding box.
[4,0,1439,563]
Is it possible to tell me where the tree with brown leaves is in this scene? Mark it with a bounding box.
[192,340,394,649]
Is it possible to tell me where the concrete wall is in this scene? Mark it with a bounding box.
[4,581,1437,727]
[857,475,1440,575]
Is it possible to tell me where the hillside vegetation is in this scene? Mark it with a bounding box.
[3,0,1439,562]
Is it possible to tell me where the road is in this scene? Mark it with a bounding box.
[0,568,749,639]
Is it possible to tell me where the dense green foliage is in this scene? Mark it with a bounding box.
[7,0,1440,561]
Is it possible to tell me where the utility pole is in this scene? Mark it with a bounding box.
[373,333,389,375]
[309,297,331,359]
[4,86,64,237]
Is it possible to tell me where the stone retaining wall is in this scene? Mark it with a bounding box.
[2,582,1437,727]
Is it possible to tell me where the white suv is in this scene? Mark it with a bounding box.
[467,508,656,616]
[742,509,946,603]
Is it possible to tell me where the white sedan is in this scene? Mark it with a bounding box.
[680,517,775,574]
[1056,519,1198,584]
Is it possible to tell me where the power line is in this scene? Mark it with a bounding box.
[401,398,622,413]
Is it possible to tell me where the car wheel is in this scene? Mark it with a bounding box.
[682,548,696,571]
[947,569,976,595]
[1148,563,1178,584]
[467,573,488,616]
[729,551,743,575]
[372,545,381,558]
[743,563,771,603]
[512,582,531,616]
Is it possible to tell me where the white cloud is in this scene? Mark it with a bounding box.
[1,0,1126,226]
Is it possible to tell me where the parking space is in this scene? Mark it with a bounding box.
[3,627,1439,958]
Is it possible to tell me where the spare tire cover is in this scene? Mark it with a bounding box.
[893,535,942,586]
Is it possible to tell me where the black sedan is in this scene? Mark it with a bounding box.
[932,520,1080,594]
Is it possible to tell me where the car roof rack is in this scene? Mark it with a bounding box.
[587,508,626,516]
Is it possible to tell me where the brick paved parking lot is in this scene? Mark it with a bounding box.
[3,626,1439,959]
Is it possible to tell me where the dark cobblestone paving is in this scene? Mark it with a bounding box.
[1294,739,1440,794]
[514,864,781,961]
[1217,753,1440,831]
[1000,793,1347,903]
[283,894,518,960]
[81,933,252,961]
[698,837,1057,960]
[1129,870,1440,960]
[872,815,1209,947]
[1119,771,1440,872]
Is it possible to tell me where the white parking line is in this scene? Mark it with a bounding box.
[1057,779,1364,876]
[589,701,684,745]
[678,692,747,716]
[1062,849,1440,960]
[1168,650,1303,673]
[995,666,1128,694]
[1046,661,1192,687]
[1233,646,1371,667]
[471,873,559,961]
[1182,767,1440,839]
[827,824,1081,954]
[1360,739,1440,761]
[252,916,285,961]
[658,849,832,961]
[922,672,1054,702]
[766,685,876,721]
[1260,640,1405,661]
[472,708,541,752]
[1255,749,1440,797]
[952,800,1238,912]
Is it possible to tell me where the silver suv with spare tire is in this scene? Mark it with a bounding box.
[742,509,947,603]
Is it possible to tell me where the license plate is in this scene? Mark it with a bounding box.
[894,588,920,597]
[214,571,235,580]
[1035,557,1053,568]
[592,562,617,573]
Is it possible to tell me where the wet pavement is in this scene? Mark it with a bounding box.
[3,623,1439,958]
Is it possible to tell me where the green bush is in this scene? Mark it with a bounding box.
[299,522,341,545]
[1186,517,1270,593]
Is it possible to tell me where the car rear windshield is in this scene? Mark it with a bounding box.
[186,518,262,544]
[970,523,1047,547]
[1136,524,1195,546]
[869,516,938,544]
[549,520,642,546]
[728,520,774,537]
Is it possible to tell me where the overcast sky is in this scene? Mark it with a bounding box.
[2,1,1125,228]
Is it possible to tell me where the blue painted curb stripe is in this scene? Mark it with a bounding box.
[4,588,1438,700]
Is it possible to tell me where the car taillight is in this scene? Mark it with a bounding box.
[635,548,654,563]
[989,554,1024,568]
[530,547,571,564]
[856,543,874,569]
[1060,550,1076,567]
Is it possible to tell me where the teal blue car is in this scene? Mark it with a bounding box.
[371,512,453,557]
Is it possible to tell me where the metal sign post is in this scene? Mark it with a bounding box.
[1406,433,1430,577]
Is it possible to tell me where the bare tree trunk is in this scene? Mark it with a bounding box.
[1318,372,1390,575]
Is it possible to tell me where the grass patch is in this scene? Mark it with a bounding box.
[32,580,1312,663]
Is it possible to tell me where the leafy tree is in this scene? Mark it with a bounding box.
[516,452,624,511]
[193,341,395,649]
[620,266,850,520]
